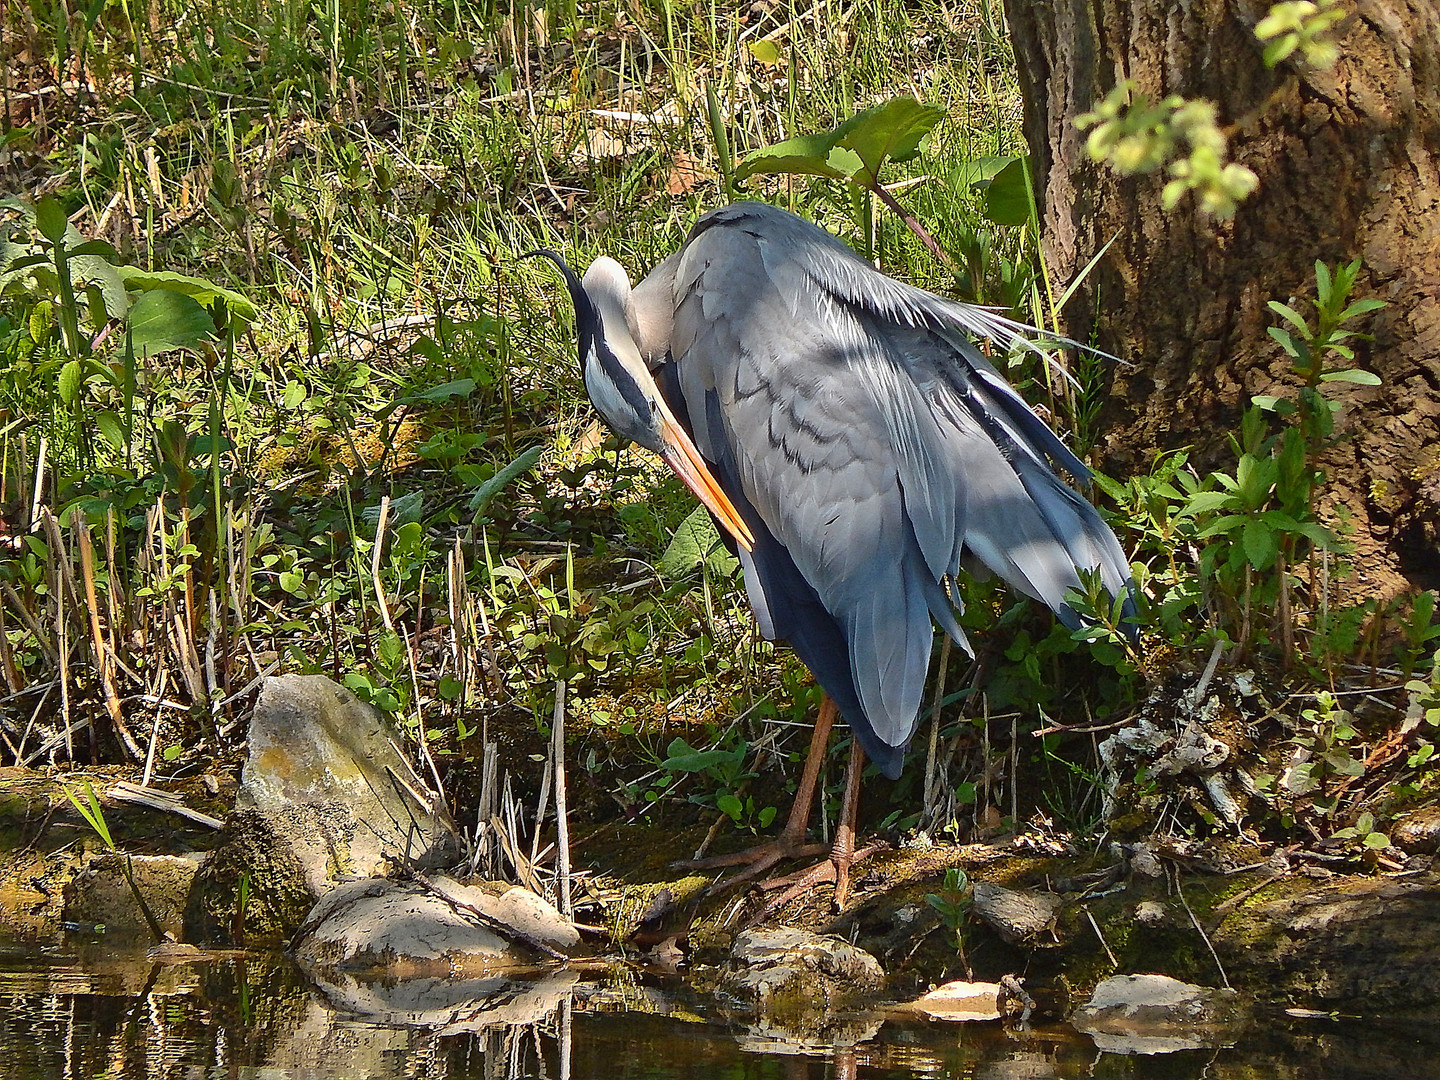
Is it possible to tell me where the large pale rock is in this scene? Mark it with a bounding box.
[239,674,459,884]
[1073,974,1246,1054]
[63,853,201,940]
[718,927,884,1012]
[292,876,579,973]
[186,675,458,943]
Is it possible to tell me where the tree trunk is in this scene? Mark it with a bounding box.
[1002,0,1440,596]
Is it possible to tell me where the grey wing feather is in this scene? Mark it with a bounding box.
[666,202,1130,758]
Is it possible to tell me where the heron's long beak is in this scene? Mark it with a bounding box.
[650,395,755,553]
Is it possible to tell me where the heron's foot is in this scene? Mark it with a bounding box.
[750,840,884,921]
[673,835,830,889]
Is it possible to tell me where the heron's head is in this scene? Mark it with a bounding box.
[522,249,754,551]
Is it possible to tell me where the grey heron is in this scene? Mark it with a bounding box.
[528,202,1134,906]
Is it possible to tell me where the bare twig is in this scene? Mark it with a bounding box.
[1174,869,1230,989]
[1083,905,1118,967]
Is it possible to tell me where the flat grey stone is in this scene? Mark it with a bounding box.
[719,927,884,1011]
[292,876,578,973]
[1074,974,1247,1054]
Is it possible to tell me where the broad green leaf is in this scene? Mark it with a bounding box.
[1178,489,1236,517]
[716,793,744,821]
[736,97,943,185]
[126,288,216,357]
[838,97,944,178]
[114,265,259,323]
[401,378,478,405]
[658,504,739,579]
[29,300,52,344]
[953,155,1019,189]
[65,239,118,259]
[736,130,857,182]
[34,198,68,244]
[662,737,739,774]
[1195,512,1250,538]
[982,156,1033,226]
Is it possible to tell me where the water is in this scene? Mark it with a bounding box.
[1,939,1434,1079]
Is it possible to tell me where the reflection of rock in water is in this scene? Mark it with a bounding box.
[733,1011,884,1057]
[307,966,581,1032]
[973,1048,1063,1080]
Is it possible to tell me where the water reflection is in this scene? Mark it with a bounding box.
[0,939,1435,1079]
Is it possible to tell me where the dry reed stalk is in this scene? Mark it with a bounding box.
[28,435,45,531]
[0,582,56,666]
[370,495,395,634]
[77,518,139,759]
[180,505,196,641]
[15,433,30,532]
[923,634,952,821]
[530,755,553,868]
[0,600,21,695]
[141,665,168,786]
[103,507,124,647]
[552,678,572,918]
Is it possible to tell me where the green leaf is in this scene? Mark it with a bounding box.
[735,130,858,182]
[34,198,68,244]
[114,265,258,323]
[662,737,738,774]
[467,445,544,514]
[837,97,944,177]
[716,793,744,821]
[953,155,1020,189]
[658,505,740,579]
[1319,368,1381,386]
[1179,490,1237,517]
[758,805,777,828]
[1338,298,1386,320]
[95,410,127,451]
[65,239,118,259]
[399,378,478,406]
[126,288,217,357]
[735,97,943,186]
[982,156,1032,226]
[1267,326,1303,359]
[57,359,83,405]
[1243,519,1279,570]
[746,39,781,65]
[1267,300,1311,334]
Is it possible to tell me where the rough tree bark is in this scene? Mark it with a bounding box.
[1002,0,1440,596]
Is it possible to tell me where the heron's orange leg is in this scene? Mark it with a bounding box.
[752,736,880,916]
[674,695,838,885]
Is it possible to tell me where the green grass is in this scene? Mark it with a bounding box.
[0,0,1042,782]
